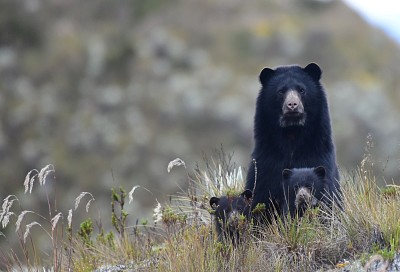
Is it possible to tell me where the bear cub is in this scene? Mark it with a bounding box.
[209,189,252,244]
[281,166,331,218]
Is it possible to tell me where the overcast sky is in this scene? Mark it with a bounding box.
[343,0,400,44]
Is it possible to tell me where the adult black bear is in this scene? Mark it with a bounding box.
[281,166,330,218]
[209,189,252,245]
[246,63,340,222]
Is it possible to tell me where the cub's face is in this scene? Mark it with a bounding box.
[258,63,324,128]
[281,166,327,217]
[210,190,252,229]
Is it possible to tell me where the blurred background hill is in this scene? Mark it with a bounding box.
[1,0,400,226]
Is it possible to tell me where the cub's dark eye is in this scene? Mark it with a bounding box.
[299,88,305,95]
[294,185,299,191]
[277,89,285,96]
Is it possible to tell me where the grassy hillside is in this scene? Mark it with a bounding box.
[1,151,400,271]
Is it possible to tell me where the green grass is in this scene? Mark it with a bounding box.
[1,150,400,271]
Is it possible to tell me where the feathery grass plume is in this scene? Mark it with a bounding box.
[167,158,186,173]
[51,212,63,232]
[225,166,243,188]
[1,195,17,217]
[24,169,38,194]
[128,185,140,204]
[85,199,94,213]
[23,165,55,194]
[38,164,55,186]
[74,192,95,212]
[1,211,14,229]
[15,211,35,232]
[28,174,38,194]
[1,195,18,228]
[67,209,73,229]
[128,185,152,204]
[153,201,162,224]
[23,222,42,243]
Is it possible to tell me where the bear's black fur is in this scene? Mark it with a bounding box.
[281,166,329,218]
[246,63,340,222]
[209,189,252,244]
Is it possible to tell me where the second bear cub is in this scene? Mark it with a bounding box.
[210,189,252,244]
[281,166,330,218]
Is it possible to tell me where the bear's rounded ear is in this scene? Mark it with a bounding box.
[210,197,220,209]
[314,166,326,179]
[282,169,293,180]
[241,189,253,200]
[259,67,275,85]
[304,63,322,81]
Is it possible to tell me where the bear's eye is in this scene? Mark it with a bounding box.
[277,89,285,96]
[299,88,306,95]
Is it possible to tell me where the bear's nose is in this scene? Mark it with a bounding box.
[283,90,302,113]
[287,101,298,110]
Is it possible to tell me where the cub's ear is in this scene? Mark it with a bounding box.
[314,166,326,179]
[241,189,253,200]
[304,63,322,81]
[209,197,220,209]
[282,169,293,180]
[259,67,275,86]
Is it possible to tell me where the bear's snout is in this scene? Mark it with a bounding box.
[279,90,306,127]
[295,187,312,208]
[283,90,304,114]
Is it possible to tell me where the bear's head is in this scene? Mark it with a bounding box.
[257,63,325,128]
[209,189,253,230]
[281,166,327,217]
